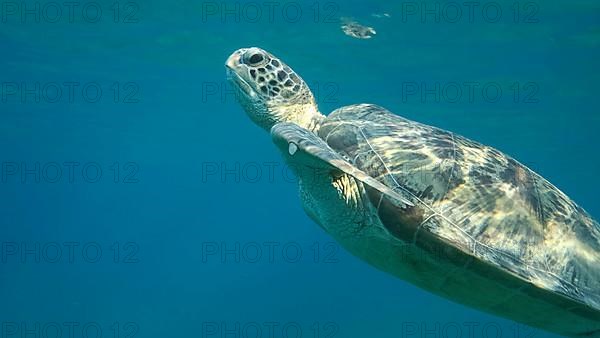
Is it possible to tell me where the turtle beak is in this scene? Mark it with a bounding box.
[225,48,247,70]
[225,54,239,70]
[225,49,259,100]
[225,50,242,82]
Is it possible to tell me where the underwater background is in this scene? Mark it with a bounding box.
[1,0,599,337]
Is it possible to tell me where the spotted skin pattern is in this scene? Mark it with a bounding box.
[318,104,600,314]
[240,50,305,100]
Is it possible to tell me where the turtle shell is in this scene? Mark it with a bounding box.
[318,104,600,314]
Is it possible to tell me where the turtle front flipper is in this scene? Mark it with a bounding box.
[271,122,415,208]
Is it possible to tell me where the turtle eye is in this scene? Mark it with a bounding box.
[247,53,264,65]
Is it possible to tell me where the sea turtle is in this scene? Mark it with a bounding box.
[225,47,600,337]
[340,18,377,39]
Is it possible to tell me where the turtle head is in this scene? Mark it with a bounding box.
[226,47,323,132]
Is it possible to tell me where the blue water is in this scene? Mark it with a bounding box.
[1,1,599,337]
